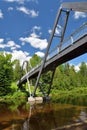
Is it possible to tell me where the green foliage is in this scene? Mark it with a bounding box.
[11,91,27,99]
[10,82,18,92]
[51,87,87,105]
[13,60,22,81]
[53,63,87,91]
[0,51,87,100]
[0,52,14,96]
[40,71,52,93]
[0,91,27,104]
[29,54,41,68]
[78,62,87,87]
[53,66,65,90]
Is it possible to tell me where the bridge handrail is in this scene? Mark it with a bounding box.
[22,23,87,78]
[47,22,87,60]
[22,62,42,79]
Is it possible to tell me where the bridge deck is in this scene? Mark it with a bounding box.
[17,34,87,86]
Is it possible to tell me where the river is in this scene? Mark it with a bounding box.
[0,98,87,130]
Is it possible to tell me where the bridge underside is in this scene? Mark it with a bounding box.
[17,34,87,86]
[45,35,87,71]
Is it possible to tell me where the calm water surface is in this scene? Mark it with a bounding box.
[0,100,87,130]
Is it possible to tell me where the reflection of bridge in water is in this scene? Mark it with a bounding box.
[17,2,87,97]
[21,103,87,130]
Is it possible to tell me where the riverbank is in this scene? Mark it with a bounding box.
[0,91,27,104]
[51,87,87,105]
[1,86,87,105]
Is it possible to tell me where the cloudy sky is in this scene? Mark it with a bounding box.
[0,0,87,68]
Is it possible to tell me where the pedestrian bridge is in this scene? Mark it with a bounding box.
[17,2,87,96]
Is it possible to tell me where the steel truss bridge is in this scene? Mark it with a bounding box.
[17,2,87,97]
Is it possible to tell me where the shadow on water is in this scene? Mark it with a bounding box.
[1,98,87,130]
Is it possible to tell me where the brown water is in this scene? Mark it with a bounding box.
[0,101,87,130]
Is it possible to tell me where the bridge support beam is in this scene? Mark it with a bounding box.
[33,7,70,97]
[33,7,62,97]
[47,68,56,96]
[59,10,70,51]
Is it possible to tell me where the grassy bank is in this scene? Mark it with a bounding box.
[51,87,87,105]
[1,82,87,105]
[0,82,27,103]
[0,91,27,104]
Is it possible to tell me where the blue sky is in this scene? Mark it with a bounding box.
[0,0,87,69]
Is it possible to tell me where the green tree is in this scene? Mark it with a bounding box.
[29,54,41,68]
[53,65,65,90]
[40,71,52,94]
[13,60,22,81]
[0,52,14,96]
[27,54,42,89]
[78,62,87,87]
[67,65,77,89]
[53,64,77,90]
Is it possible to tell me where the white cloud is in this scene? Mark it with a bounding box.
[48,28,60,35]
[74,63,87,72]
[35,51,44,58]
[7,41,17,47]
[7,40,21,50]
[17,6,29,14]
[28,0,38,4]
[31,25,42,37]
[48,29,52,34]
[30,32,39,38]
[0,10,4,19]
[11,50,31,65]
[48,25,62,35]
[4,0,25,4]
[4,0,38,4]
[16,6,39,17]
[70,63,80,72]
[55,25,62,35]
[74,65,80,72]
[4,50,31,66]
[8,7,14,11]
[55,28,61,35]
[74,11,87,19]
[20,32,48,50]
[0,38,4,43]
[32,26,41,32]
[0,44,5,48]
[0,40,21,50]
[0,38,6,48]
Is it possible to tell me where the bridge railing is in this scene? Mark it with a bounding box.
[26,61,42,76]
[23,23,87,77]
[47,22,87,60]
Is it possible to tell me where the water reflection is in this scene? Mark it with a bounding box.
[0,101,87,130]
[22,104,34,130]
[79,110,87,121]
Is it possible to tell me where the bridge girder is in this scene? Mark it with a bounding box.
[62,2,87,12]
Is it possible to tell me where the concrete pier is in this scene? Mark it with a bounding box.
[28,96,43,104]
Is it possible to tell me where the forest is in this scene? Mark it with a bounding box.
[0,52,87,100]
